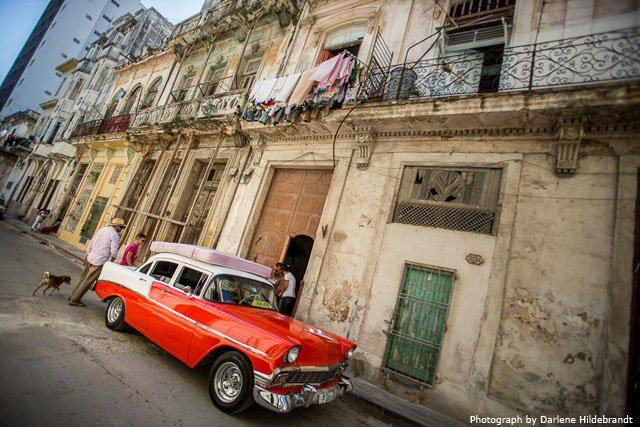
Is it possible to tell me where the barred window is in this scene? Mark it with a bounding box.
[392,166,501,235]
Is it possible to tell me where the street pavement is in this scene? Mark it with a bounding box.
[0,222,412,427]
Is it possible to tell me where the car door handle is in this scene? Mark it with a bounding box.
[162,289,170,293]
[139,277,147,281]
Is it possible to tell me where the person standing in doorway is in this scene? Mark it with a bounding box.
[119,232,146,266]
[69,218,126,307]
[278,264,297,316]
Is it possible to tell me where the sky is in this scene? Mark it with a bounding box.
[0,0,203,86]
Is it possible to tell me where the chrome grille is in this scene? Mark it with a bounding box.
[275,367,342,387]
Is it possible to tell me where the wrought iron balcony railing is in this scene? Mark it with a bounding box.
[71,114,131,138]
[170,76,236,103]
[374,27,640,102]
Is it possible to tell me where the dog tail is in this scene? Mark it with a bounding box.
[44,271,50,280]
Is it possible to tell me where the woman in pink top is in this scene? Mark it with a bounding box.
[120,233,146,266]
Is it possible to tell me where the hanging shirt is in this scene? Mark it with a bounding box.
[311,53,346,90]
[288,65,320,106]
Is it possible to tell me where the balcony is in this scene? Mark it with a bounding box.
[72,114,131,138]
[169,0,299,44]
[131,75,245,129]
[131,91,246,129]
[373,28,640,102]
[0,138,33,155]
[170,0,235,41]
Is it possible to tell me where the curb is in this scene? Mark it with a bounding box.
[346,375,468,427]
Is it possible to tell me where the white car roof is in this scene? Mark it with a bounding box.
[146,253,273,287]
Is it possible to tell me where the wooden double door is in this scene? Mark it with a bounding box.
[249,169,332,269]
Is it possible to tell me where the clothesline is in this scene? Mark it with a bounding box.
[242,49,366,125]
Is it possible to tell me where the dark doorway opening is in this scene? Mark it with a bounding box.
[476,44,504,93]
[283,235,314,316]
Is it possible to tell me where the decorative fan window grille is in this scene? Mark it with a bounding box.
[393,167,502,235]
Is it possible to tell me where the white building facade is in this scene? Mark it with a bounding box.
[0,0,144,119]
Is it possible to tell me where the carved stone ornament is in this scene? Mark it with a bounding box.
[465,253,485,265]
[355,128,374,169]
[224,107,249,148]
[556,116,584,175]
[250,134,266,166]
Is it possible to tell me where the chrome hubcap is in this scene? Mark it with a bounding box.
[214,362,243,403]
[107,298,123,323]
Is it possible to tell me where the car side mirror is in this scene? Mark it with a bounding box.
[185,286,193,297]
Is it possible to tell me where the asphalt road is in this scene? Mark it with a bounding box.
[0,222,404,427]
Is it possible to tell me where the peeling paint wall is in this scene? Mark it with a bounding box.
[488,155,617,415]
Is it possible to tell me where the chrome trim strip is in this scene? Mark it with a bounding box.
[196,322,268,357]
[151,299,197,324]
[277,362,348,373]
[150,297,268,357]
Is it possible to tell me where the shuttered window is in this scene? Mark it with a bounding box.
[383,263,454,385]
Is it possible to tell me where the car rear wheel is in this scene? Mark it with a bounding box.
[208,351,254,413]
[105,297,127,331]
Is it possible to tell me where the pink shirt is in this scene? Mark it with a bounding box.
[119,243,138,266]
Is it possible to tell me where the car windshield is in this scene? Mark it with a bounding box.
[206,274,278,311]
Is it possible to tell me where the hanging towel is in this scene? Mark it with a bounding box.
[288,66,320,106]
[268,76,288,103]
[253,78,278,103]
[249,79,264,100]
[275,72,301,103]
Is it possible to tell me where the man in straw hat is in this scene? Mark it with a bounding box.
[69,218,126,307]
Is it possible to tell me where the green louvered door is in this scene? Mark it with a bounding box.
[383,263,454,385]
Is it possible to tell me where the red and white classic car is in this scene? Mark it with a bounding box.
[93,242,356,414]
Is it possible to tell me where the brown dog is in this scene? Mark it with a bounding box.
[32,272,71,296]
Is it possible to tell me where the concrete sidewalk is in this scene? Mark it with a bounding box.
[2,216,466,427]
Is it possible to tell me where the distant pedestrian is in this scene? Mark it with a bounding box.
[119,232,146,266]
[31,209,49,231]
[69,218,126,307]
[278,264,297,316]
[6,130,15,146]
[40,217,62,234]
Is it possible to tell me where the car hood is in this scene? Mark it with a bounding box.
[220,305,352,366]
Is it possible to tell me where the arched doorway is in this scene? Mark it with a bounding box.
[282,234,314,317]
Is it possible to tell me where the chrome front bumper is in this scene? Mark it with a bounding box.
[253,377,352,413]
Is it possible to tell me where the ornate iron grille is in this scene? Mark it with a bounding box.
[379,27,640,100]
[393,167,501,235]
[383,264,454,385]
[393,202,496,234]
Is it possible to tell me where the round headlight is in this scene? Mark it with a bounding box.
[345,346,356,361]
[283,345,301,364]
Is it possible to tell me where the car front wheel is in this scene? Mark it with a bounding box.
[208,351,254,413]
[105,296,127,331]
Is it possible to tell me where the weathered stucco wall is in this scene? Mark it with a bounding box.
[489,154,617,416]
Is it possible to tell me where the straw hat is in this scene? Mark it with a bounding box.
[109,218,127,228]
